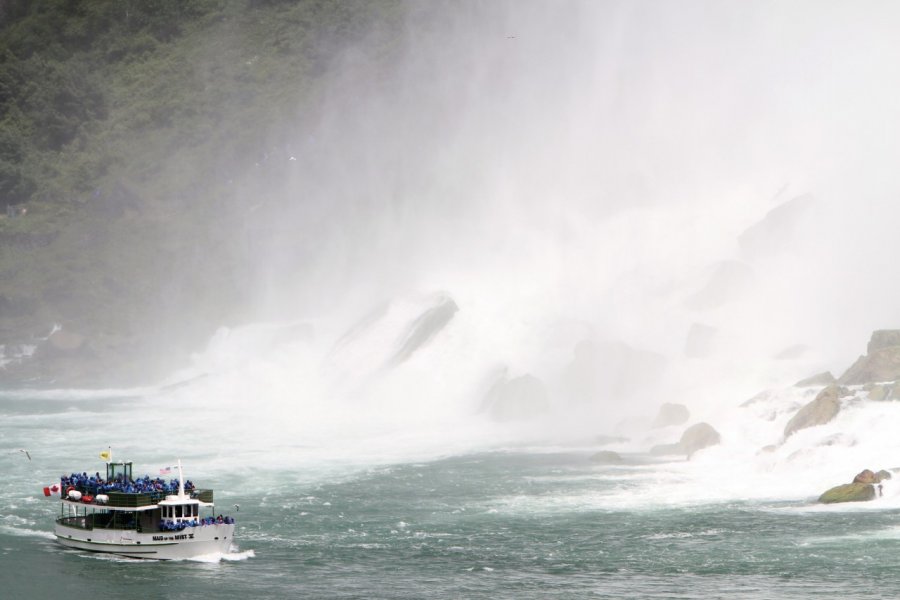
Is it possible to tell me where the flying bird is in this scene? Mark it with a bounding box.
[233,504,240,512]
[19,449,31,460]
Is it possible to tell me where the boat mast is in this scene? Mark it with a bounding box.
[177,459,185,499]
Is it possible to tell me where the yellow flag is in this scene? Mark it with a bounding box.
[100,450,110,461]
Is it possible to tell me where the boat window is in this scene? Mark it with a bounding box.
[175,505,183,518]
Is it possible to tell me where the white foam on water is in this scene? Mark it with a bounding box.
[187,548,255,563]
[0,526,56,540]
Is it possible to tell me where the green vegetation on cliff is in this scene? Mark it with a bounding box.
[0,0,403,384]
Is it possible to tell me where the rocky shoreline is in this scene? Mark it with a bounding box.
[584,329,900,505]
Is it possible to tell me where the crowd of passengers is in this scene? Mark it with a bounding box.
[61,472,195,495]
[159,515,235,531]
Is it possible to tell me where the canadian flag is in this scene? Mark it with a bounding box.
[43,483,61,497]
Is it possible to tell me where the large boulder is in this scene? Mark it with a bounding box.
[839,330,900,384]
[818,483,876,504]
[652,403,690,428]
[650,422,721,458]
[485,374,549,422]
[783,384,841,437]
[680,422,721,455]
[589,450,624,465]
[865,382,900,401]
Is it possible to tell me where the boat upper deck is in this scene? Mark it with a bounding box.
[61,461,214,508]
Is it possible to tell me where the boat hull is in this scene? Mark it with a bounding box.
[54,522,235,560]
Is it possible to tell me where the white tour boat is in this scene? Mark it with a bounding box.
[49,457,235,559]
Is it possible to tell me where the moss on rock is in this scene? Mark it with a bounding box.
[818,483,876,504]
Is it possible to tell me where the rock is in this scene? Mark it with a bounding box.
[794,371,836,387]
[783,384,841,437]
[649,422,721,458]
[758,445,778,454]
[684,322,717,358]
[839,330,900,384]
[853,469,877,484]
[868,330,900,354]
[818,483,876,504]
[652,403,690,428]
[485,374,549,422]
[876,470,893,482]
[589,450,624,465]
[388,295,458,366]
[864,383,898,401]
[679,422,721,455]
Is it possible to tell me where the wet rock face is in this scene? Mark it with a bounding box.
[679,422,721,455]
[867,330,900,354]
[839,330,900,385]
[783,384,841,437]
[817,468,891,504]
[649,422,721,458]
[864,383,900,401]
[818,483,876,504]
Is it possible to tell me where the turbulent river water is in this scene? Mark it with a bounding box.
[3,381,900,600]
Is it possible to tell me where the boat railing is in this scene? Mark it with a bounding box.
[57,515,92,531]
[61,483,214,507]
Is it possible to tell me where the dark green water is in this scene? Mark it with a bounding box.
[3,391,900,599]
[4,450,900,599]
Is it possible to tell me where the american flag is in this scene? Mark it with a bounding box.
[159,466,172,476]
